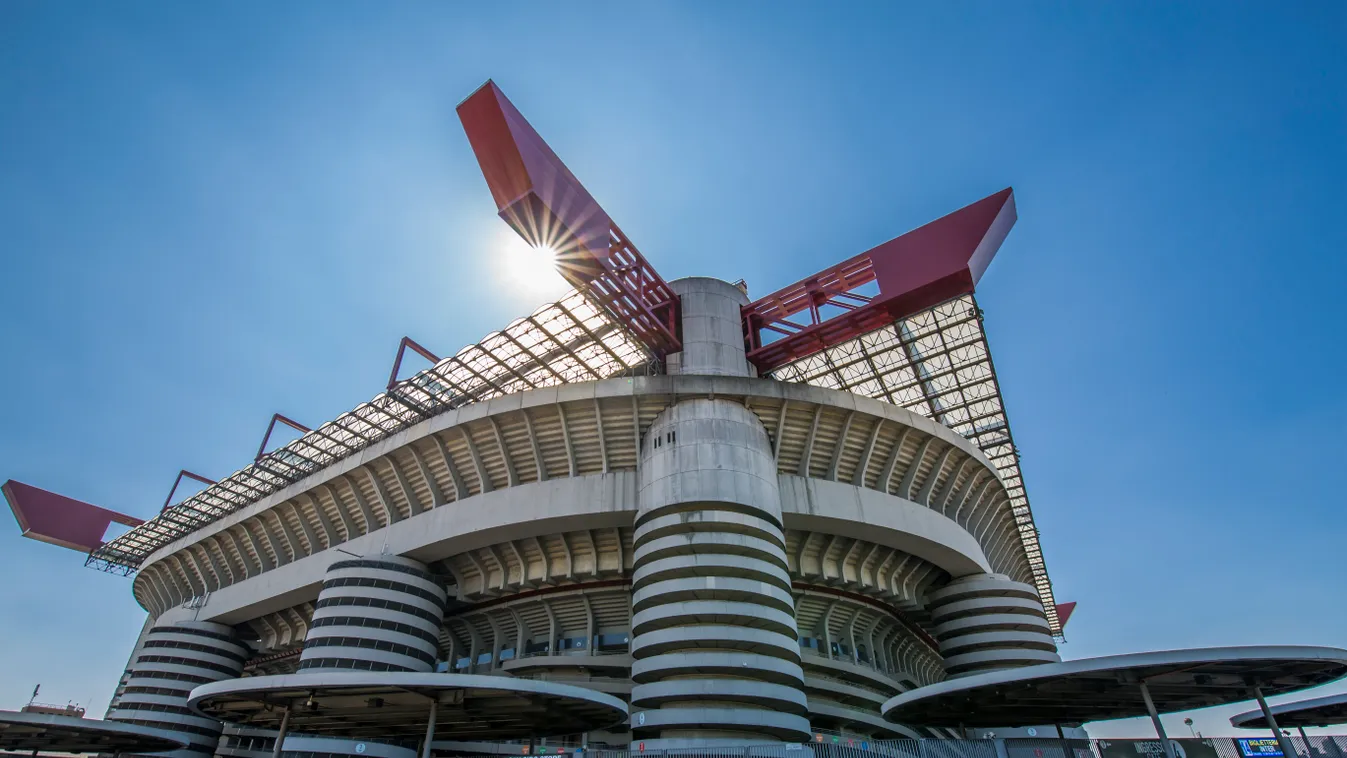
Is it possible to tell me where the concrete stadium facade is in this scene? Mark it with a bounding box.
[104,278,1060,754]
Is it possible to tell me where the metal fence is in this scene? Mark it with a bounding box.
[475,737,1347,758]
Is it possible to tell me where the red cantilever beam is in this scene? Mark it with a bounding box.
[742,188,1018,372]
[3,480,143,553]
[1055,601,1078,630]
[456,80,681,358]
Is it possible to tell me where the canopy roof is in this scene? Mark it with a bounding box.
[87,290,651,575]
[881,646,1347,728]
[1231,692,1347,729]
[0,710,188,754]
[88,284,1060,638]
[188,672,628,741]
[771,294,1057,634]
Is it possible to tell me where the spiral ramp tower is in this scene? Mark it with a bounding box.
[106,621,247,758]
[300,555,448,674]
[927,574,1060,678]
[624,277,808,746]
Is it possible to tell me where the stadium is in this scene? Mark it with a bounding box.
[10,81,1340,758]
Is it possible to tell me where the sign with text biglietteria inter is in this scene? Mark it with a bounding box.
[1236,739,1284,757]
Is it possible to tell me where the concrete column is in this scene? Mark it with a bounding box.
[281,554,446,758]
[666,277,751,377]
[628,398,810,747]
[270,707,290,758]
[925,574,1060,678]
[420,699,437,758]
[107,621,249,758]
[299,554,446,674]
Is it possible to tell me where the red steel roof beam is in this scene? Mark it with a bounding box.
[255,413,313,462]
[457,81,681,357]
[4,480,144,553]
[742,188,1017,372]
[162,469,217,513]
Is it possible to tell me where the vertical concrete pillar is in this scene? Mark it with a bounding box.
[926,574,1060,678]
[282,554,447,758]
[108,621,249,758]
[629,399,811,747]
[299,554,446,674]
[666,277,751,377]
[627,278,807,747]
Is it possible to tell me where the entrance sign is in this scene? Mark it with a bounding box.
[1237,739,1284,757]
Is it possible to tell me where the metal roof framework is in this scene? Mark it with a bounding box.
[1231,692,1347,729]
[85,291,652,575]
[86,281,1057,642]
[0,710,189,755]
[880,646,1347,727]
[188,672,629,740]
[767,293,1058,636]
[86,289,1059,638]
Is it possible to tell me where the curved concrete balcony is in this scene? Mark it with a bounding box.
[632,552,792,591]
[631,625,800,661]
[136,375,1023,622]
[631,651,804,687]
[631,678,810,714]
[629,707,811,743]
[801,674,891,708]
[807,701,923,740]
[500,653,632,676]
[633,509,786,547]
[925,574,1059,677]
[631,576,796,615]
[632,600,798,638]
[799,651,909,694]
[940,646,1061,675]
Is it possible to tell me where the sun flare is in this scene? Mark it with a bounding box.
[499,228,564,298]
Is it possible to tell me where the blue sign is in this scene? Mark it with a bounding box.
[1237,739,1283,757]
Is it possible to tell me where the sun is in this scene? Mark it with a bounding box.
[498,227,565,298]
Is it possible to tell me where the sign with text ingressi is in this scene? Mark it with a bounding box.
[1097,738,1224,758]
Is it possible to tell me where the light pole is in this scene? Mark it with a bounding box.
[1184,718,1197,738]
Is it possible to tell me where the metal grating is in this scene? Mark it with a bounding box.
[85,290,654,575]
[767,294,1060,637]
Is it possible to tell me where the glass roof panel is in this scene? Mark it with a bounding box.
[767,294,1061,637]
[86,290,652,575]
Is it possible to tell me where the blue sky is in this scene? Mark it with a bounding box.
[2,2,1344,738]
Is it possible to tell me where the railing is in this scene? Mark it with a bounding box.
[456,737,1347,758]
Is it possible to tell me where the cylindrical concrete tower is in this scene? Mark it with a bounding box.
[666,277,752,377]
[282,555,447,758]
[628,278,810,746]
[108,621,249,758]
[926,574,1059,678]
[300,555,447,673]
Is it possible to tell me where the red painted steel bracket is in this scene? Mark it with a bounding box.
[457,80,681,358]
[255,413,313,462]
[742,188,1017,372]
[386,336,441,391]
[1055,601,1077,630]
[3,480,143,553]
[162,469,217,513]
